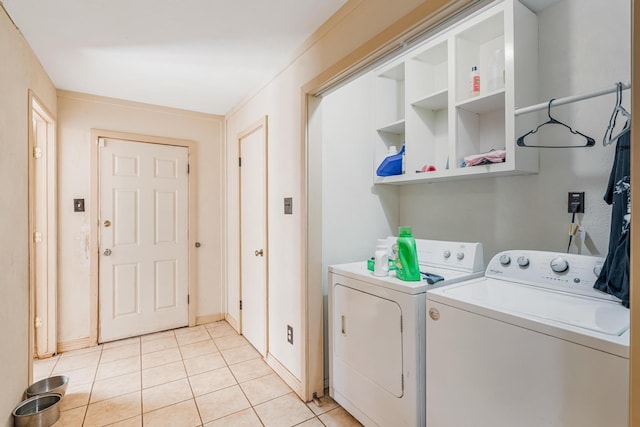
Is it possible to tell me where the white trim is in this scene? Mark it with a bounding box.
[28,91,58,363]
[196,313,224,325]
[57,337,94,353]
[266,353,304,398]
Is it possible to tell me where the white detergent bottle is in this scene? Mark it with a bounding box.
[373,239,389,277]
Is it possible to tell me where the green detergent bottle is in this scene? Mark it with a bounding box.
[395,226,420,281]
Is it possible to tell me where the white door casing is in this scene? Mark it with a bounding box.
[99,138,189,342]
[29,93,57,359]
[239,118,268,356]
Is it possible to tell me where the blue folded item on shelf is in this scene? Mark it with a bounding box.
[376,145,405,176]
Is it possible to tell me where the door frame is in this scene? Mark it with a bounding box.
[237,116,269,353]
[89,129,198,345]
[28,91,57,360]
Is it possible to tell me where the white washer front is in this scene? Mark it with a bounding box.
[329,271,425,427]
[426,251,630,427]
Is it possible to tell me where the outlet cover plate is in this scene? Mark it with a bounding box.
[568,192,585,213]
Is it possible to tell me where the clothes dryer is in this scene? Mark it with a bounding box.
[329,238,484,427]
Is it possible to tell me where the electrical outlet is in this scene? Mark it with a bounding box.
[284,197,293,215]
[287,325,293,344]
[568,192,585,213]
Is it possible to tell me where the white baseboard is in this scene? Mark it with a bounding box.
[57,337,94,353]
[265,353,304,400]
[195,313,224,325]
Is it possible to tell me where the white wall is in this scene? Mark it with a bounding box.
[319,72,400,379]
[399,0,630,260]
[57,91,225,345]
[0,7,57,427]
[225,0,428,388]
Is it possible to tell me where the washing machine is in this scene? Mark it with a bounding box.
[328,238,484,427]
[426,250,630,427]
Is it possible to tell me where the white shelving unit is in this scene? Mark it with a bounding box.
[372,0,539,184]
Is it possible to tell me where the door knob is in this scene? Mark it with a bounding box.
[103,248,112,256]
[104,220,111,227]
[255,249,264,257]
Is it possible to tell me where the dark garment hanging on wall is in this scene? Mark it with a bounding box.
[594,131,630,308]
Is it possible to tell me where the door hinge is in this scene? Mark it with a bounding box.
[33,147,42,159]
[240,300,243,310]
[33,231,43,243]
[239,157,242,167]
[187,164,190,174]
[187,294,190,304]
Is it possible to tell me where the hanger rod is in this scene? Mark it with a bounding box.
[515,83,631,116]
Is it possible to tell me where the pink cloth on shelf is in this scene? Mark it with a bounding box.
[463,149,506,166]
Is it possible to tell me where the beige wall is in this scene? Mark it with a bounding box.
[0,6,57,427]
[56,91,225,345]
[225,0,435,389]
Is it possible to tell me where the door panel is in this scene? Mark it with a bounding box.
[240,121,267,356]
[99,138,188,342]
[333,283,404,397]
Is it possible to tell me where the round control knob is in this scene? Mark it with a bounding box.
[517,256,529,267]
[443,250,451,259]
[573,278,581,284]
[456,252,464,260]
[550,257,569,273]
[593,264,603,277]
[499,255,511,266]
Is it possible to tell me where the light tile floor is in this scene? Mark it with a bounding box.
[33,321,362,427]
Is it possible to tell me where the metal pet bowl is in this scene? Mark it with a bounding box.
[12,393,61,427]
[25,376,68,399]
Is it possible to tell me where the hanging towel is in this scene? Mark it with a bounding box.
[594,131,630,307]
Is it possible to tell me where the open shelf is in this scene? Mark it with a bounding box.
[372,0,539,185]
[411,89,449,111]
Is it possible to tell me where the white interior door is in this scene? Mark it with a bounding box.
[99,138,189,342]
[240,120,267,356]
[30,97,57,359]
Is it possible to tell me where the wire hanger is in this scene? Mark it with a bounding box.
[517,99,596,148]
[603,82,631,146]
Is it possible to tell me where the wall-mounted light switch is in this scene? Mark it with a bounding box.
[284,197,293,215]
[74,198,85,212]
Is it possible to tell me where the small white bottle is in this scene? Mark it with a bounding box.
[373,239,389,277]
[488,48,505,92]
[469,66,480,97]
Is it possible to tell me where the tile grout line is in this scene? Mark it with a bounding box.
[179,338,205,427]
[81,344,103,426]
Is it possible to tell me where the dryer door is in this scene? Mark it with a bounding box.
[333,283,403,397]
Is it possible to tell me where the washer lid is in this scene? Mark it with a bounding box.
[439,278,630,336]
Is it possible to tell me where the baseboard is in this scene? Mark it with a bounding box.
[195,313,224,325]
[225,314,239,332]
[265,353,304,400]
[57,337,94,353]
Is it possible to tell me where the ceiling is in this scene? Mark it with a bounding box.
[3,0,347,115]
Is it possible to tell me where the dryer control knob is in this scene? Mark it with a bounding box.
[550,257,569,273]
[499,255,511,266]
[443,250,451,259]
[593,264,603,277]
[517,256,530,267]
[456,252,464,260]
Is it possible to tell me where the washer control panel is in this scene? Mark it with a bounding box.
[385,236,485,274]
[485,250,613,300]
